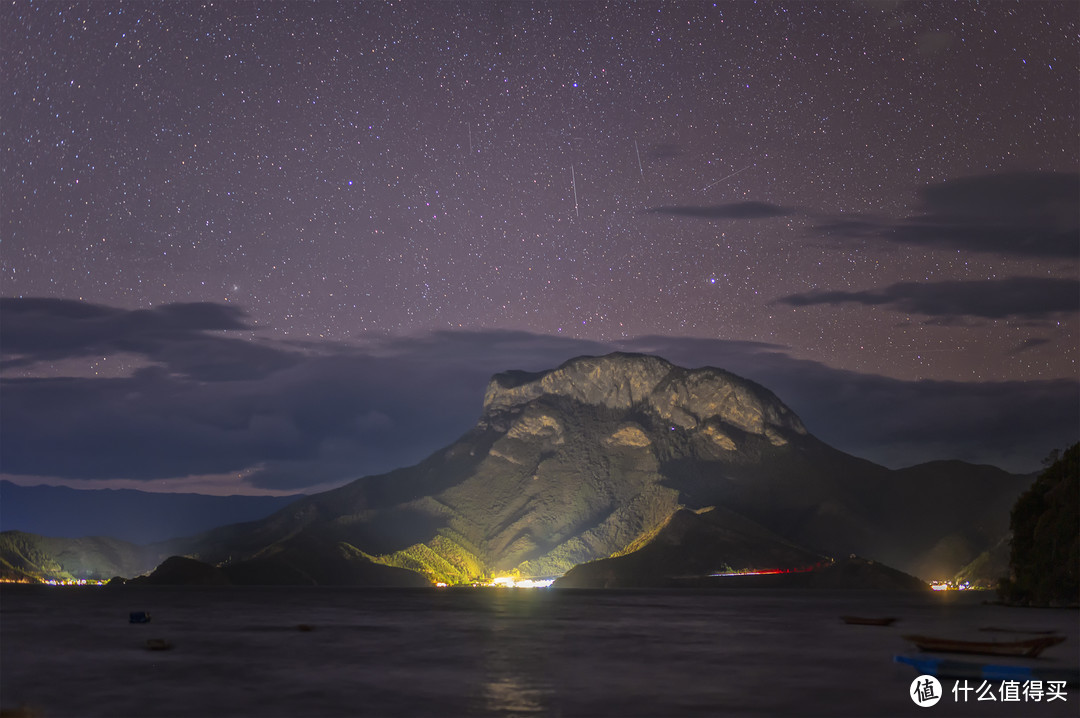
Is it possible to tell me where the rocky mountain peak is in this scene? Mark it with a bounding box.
[482,353,807,440]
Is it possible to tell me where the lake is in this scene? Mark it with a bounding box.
[1,585,1075,717]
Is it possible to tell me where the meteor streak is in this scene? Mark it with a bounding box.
[571,164,579,217]
[702,165,751,192]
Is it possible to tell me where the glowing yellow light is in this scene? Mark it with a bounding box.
[486,576,554,588]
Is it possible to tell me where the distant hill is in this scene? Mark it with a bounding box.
[152,353,1030,587]
[0,530,166,583]
[124,546,430,588]
[0,480,300,543]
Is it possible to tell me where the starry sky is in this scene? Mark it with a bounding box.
[2,1,1078,495]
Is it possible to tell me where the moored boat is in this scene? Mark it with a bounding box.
[979,626,1057,635]
[895,655,1079,686]
[841,615,896,626]
[901,633,1066,658]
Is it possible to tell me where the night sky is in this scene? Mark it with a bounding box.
[2,1,1077,495]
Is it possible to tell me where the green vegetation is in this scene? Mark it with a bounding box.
[0,532,74,582]
[610,507,681,558]
[953,534,1010,589]
[369,535,486,585]
[0,531,158,582]
[999,444,1079,606]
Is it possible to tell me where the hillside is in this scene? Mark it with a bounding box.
[1000,443,1079,606]
[552,506,828,588]
[0,531,164,583]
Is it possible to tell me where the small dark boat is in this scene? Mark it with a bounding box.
[895,655,1080,687]
[979,626,1057,635]
[841,615,897,626]
[144,638,172,651]
[902,633,1066,658]
[129,611,151,624]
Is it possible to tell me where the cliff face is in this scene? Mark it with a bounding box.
[417,354,823,579]
[482,353,807,443]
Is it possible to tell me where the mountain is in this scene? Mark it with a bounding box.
[0,480,300,544]
[156,353,1030,586]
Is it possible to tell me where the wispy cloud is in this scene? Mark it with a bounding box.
[645,201,792,220]
[777,277,1079,320]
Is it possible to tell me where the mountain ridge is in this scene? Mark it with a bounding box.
[481,353,807,442]
[2,353,1034,586]
[0,480,300,544]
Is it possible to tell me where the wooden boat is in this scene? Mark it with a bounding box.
[144,638,172,651]
[895,655,1080,687]
[902,633,1066,658]
[841,615,897,626]
[979,626,1057,635]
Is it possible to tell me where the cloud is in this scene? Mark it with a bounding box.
[613,335,1079,474]
[1,297,250,353]
[2,298,1075,490]
[645,201,792,220]
[0,299,612,489]
[778,277,1079,320]
[813,171,1080,258]
[0,297,295,380]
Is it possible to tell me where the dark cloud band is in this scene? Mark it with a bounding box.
[812,171,1080,259]
[645,201,792,219]
[779,277,1079,320]
[2,298,1075,488]
[1,297,294,380]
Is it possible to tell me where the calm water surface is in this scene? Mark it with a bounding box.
[1,586,1076,717]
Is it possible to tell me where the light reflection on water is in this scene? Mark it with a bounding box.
[481,591,554,715]
[484,673,549,716]
[1,585,1076,717]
